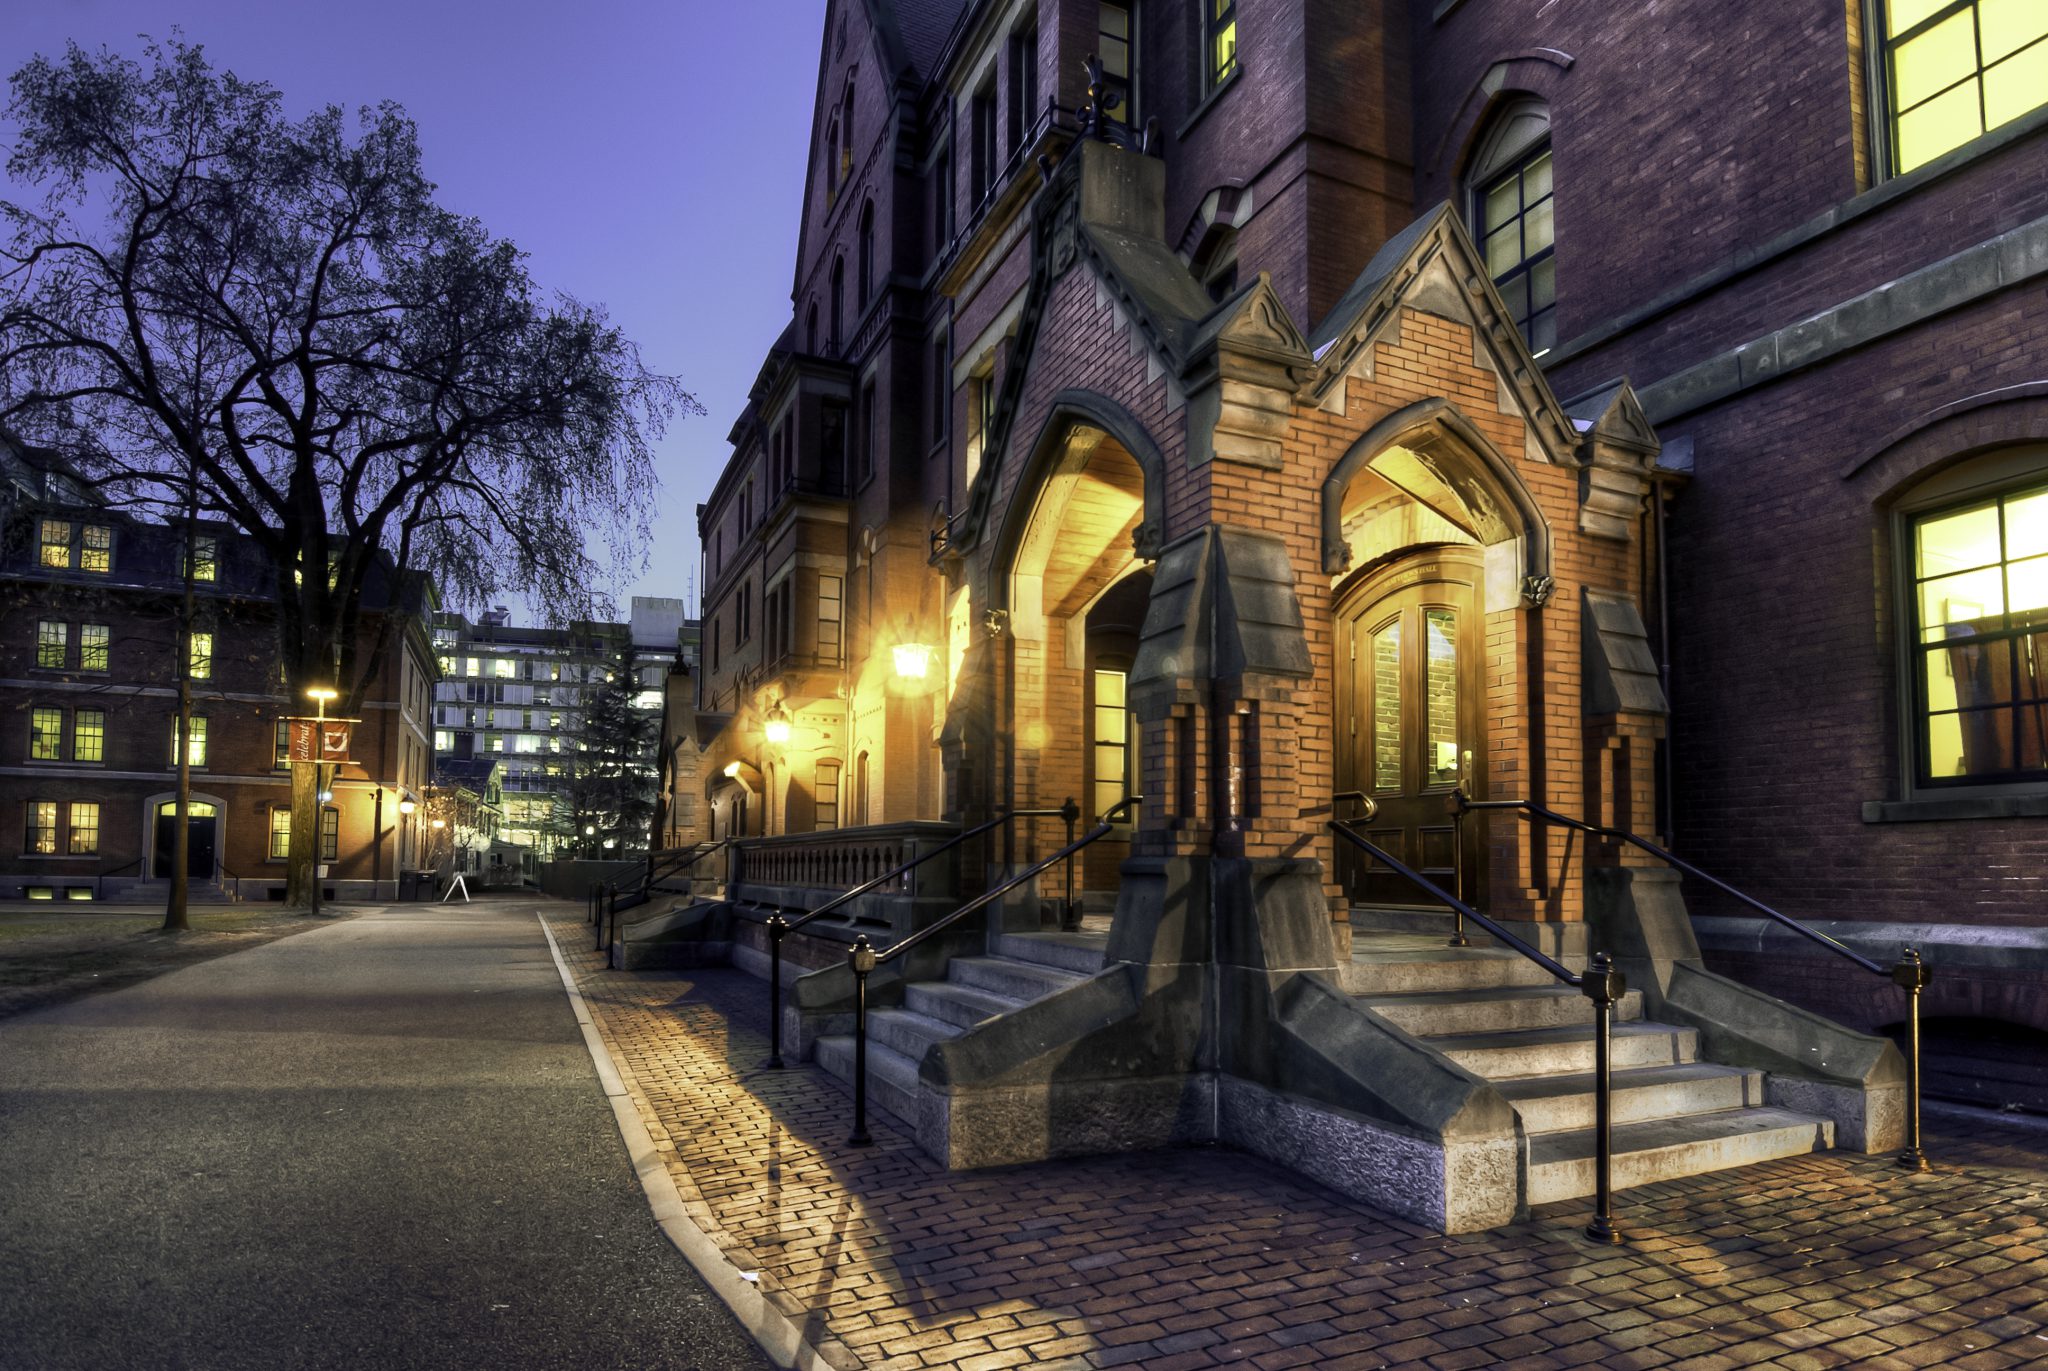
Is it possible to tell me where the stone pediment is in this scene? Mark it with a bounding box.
[1566,379,1661,459]
[1305,203,1577,465]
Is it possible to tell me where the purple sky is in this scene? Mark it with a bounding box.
[2,0,827,624]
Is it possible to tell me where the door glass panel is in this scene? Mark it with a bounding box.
[1371,621,1401,791]
[1424,609,1460,786]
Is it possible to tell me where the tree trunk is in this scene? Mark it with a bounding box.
[162,483,198,933]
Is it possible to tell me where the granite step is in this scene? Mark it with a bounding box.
[1495,1062,1768,1134]
[991,931,1109,976]
[1344,944,1564,995]
[1525,1107,1835,1205]
[947,954,1087,1002]
[864,1006,966,1062]
[1359,985,1644,1037]
[905,980,1028,1030]
[814,1032,922,1130]
[1431,1021,1699,1079]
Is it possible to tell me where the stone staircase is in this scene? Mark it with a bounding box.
[1348,927,1835,1205]
[813,931,1106,1127]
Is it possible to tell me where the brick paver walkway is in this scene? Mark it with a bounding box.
[539,905,2048,1371]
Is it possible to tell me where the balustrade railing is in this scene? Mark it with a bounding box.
[733,822,963,899]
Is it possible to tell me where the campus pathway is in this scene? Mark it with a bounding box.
[0,898,770,1371]
[540,902,2048,1371]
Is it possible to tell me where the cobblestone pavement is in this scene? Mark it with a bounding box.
[539,905,2048,1371]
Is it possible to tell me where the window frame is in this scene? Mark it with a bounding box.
[79,623,110,673]
[1891,447,2048,797]
[30,707,63,762]
[69,801,100,856]
[1467,104,1556,358]
[73,708,106,765]
[35,619,67,669]
[26,800,58,856]
[1200,0,1240,96]
[1870,0,2048,179]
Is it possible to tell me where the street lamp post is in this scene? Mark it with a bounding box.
[305,685,339,917]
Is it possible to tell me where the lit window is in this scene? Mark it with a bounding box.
[39,521,70,568]
[1883,0,2048,174]
[275,720,293,770]
[30,707,62,761]
[80,524,112,573]
[1099,3,1136,127]
[189,631,213,680]
[73,709,104,764]
[815,760,841,831]
[80,624,109,672]
[27,800,57,855]
[1092,668,1133,821]
[435,729,453,751]
[171,715,208,768]
[188,535,218,582]
[1468,101,1556,357]
[1203,0,1239,92]
[270,808,292,859]
[321,807,339,862]
[1908,473,2048,783]
[818,574,844,662]
[36,620,66,669]
[494,658,515,678]
[69,802,99,855]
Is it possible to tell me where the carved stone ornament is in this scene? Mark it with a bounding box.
[984,608,1011,638]
[1520,575,1555,608]
[1131,520,1163,562]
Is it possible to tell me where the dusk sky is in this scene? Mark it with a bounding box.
[1,0,828,625]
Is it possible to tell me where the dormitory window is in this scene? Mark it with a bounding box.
[38,520,68,569]
[80,524,112,572]
[1092,668,1134,821]
[37,520,114,572]
[1903,452,2048,785]
[1880,0,2048,174]
[69,802,99,856]
[1469,101,1556,356]
[818,575,844,663]
[80,624,109,672]
[969,81,997,207]
[858,381,877,485]
[1100,3,1137,126]
[187,535,217,582]
[1006,25,1039,153]
[269,807,291,859]
[26,801,57,855]
[30,707,62,761]
[1203,0,1239,92]
[170,715,208,768]
[188,631,213,680]
[36,620,65,668]
[814,760,841,831]
[321,807,339,862]
[858,201,876,304]
[73,709,105,764]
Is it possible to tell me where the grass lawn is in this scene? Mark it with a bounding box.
[0,904,360,1019]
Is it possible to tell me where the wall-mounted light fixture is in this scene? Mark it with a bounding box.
[397,798,417,816]
[892,642,934,680]
[764,701,792,745]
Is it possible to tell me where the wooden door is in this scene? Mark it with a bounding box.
[1335,555,1486,908]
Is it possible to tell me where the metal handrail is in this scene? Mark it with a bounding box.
[1329,796,1626,1246]
[839,796,1140,1146]
[762,801,1082,1069]
[1448,789,1933,1173]
[599,839,730,956]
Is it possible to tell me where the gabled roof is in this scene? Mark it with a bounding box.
[1305,202,1579,464]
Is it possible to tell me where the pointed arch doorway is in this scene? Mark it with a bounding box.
[1335,549,1486,907]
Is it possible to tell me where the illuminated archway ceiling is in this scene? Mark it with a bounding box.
[1340,440,1515,546]
[1012,425,1147,617]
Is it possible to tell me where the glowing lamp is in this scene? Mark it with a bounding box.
[892,642,934,680]
[304,685,340,703]
[317,790,334,803]
[430,818,447,830]
[763,701,792,746]
[723,761,744,779]
[398,799,417,816]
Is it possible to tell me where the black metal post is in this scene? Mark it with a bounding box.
[847,935,877,1146]
[1893,946,1932,1172]
[1447,790,1472,948]
[1582,950,1625,1245]
[596,883,610,952]
[766,914,789,1069]
[1059,796,1080,931]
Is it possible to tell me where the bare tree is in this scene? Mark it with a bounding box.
[1,37,695,905]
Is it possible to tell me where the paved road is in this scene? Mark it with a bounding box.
[0,900,771,1371]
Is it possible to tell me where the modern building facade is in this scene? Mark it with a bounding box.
[666,0,2046,1227]
[432,597,698,856]
[0,437,439,902]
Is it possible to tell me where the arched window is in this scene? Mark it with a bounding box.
[806,301,819,354]
[830,258,845,353]
[857,201,876,304]
[1894,447,2048,790]
[823,118,840,205]
[1466,99,1555,356]
[840,83,856,187]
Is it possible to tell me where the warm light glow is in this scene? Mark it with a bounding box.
[397,799,417,816]
[304,685,340,703]
[892,642,934,679]
[723,761,744,778]
[317,790,334,803]
[430,818,447,830]
[764,702,792,746]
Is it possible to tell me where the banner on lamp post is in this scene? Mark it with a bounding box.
[283,717,358,764]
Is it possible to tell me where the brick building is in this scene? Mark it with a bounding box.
[0,437,439,902]
[672,0,2046,1229]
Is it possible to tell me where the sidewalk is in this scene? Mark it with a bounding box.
[538,904,2048,1371]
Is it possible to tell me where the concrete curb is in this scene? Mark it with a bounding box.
[536,912,846,1371]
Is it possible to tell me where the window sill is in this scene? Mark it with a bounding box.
[1175,69,1243,143]
[1861,792,2048,823]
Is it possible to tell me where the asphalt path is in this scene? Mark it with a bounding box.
[0,899,771,1371]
